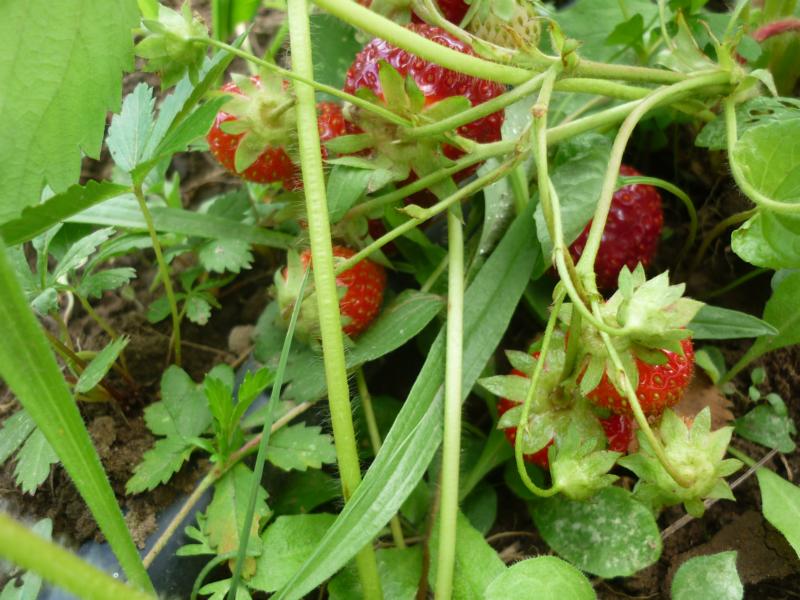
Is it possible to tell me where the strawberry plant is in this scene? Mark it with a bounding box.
[2,0,800,599]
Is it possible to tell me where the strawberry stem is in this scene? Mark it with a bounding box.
[133,184,182,367]
[576,72,733,294]
[689,208,757,274]
[286,0,383,597]
[435,204,466,599]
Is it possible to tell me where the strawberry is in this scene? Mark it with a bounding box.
[343,23,505,196]
[206,76,347,189]
[496,364,634,468]
[586,337,695,417]
[467,0,542,50]
[568,165,663,290]
[411,0,470,25]
[277,246,387,338]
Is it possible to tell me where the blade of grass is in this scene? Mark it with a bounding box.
[0,513,154,600]
[227,269,310,600]
[0,242,154,593]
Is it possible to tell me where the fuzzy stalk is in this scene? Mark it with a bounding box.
[286,0,383,597]
[133,184,182,366]
[435,204,466,600]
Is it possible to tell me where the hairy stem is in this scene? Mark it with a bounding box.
[356,369,407,549]
[435,204,465,600]
[133,185,182,366]
[287,0,383,596]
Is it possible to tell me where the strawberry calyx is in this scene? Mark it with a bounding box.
[215,74,298,174]
[618,408,742,516]
[549,420,622,500]
[136,3,209,87]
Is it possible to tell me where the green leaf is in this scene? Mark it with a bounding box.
[736,403,796,453]
[328,547,422,600]
[732,120,800,209]
[251,513,337,593]
[197,579,252,600]
[51,228,116,282]
[107,83,156,173]
[430,511,506,599]
[198,238,254,274]
[326,166,373,223]
[0,0,138,223]
[266,424,337,472]
[462,484,498,535]
[185,295,213,325]
[77,268,137,300]
[0,518,51,600]
[484,556,595,600]
[273,203,539,600]
[0,182,129,246]
[534,133,612,258]
[605,14,645,47]
[0,410,35,466]
[689,305,778,340]
[0,244,152,591]
[530,486,661,577]
[13,429,59,494]
[732,210,800,270]
[310,14,362,94]
[696,97,800,150]
[205,464,270,577]
[75,337,130,394]
[68,196,291,249]
[271,470,340,516]
[671,551,743,600]
[757,468,800,557]
[733,271,800,373]
[555,0,658,61]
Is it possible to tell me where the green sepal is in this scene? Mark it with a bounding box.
[378,61,409,113]
[578,355,605,395]
[478,374,530,403]
[324,134,375,155]
[420,96,472,124]
[550,422,620,500]
[505,350,535,376]
[234,131,270,173]
[618,408,742,516]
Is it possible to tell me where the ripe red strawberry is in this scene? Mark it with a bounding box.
[568,165,663,290]
[496,366,634,468]
[410,0,470,25]
[298,246,387,337]
[343,23,505,178]
[207,77,347,189]
[586,338,695,417]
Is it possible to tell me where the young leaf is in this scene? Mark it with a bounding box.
[689,305,778,340]
[756,468,800,557]
[14,429,59,494]
[185,295,213,326]
[270,470,340,516]
[198,238,254,274]
[429,511,506,598]
[328,547,422,600]
[0,0,138,223]
[266,424,337,472]
[250,514,337,593]
[74,336,129,394]
[732,210,800,270]
[0,410,36,465]
[736,403,797,453]
[205,464,270,578]
[50,228,116,282]
[671,552,743,600]
[696,97,800,150]
[197,579,252,600]
[530,486,661,577]
[77,268,136,300]
[106,83,157,173]
[484,556,594,600]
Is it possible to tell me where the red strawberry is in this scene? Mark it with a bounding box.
[343,23,505,196]
[586,338,695,417]
[568,165,663,290]
[298,246,387,337]
[496,366,634,468]
[411,0,470,25]
[207,77,347,189]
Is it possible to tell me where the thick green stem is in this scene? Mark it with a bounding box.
[356,369,407,549]
[576,72,732,294]
[286,1,382,597]
[435,205,465,600]
[313,0,688,84]
[200,37,411,128]
[724,97,800,214]
[0,513,154,600]
[133,185,182,366]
